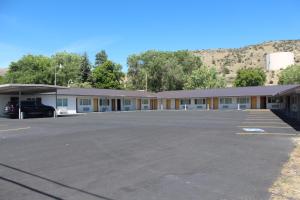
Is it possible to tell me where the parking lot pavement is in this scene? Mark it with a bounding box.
[0,110,297,200]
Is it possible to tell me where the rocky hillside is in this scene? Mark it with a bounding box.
[193,40,300,86]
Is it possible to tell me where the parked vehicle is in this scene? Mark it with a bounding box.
[4,100,55,118]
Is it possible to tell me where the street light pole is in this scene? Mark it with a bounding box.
[54,64,57,86]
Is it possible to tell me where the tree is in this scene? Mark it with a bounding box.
[184,66,226,89]
[234,68,266,87]
[278,65,300,84]
[5,54,53,84]
[91,60,124,89]
[95,50,108,66]
[127,50,203,92]
[51,52,83,86]
[79,52,91,83]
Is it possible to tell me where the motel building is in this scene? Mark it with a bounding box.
[0,84,300,121]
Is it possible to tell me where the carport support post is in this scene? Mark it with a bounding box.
[18,89,22,119]
[54,90,57,118]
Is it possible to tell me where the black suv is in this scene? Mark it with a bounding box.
[4,101,55,118]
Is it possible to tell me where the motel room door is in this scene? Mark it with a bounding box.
[260,96,266,109]
[251,96,257,109]
[213,97,218,110]
[137,99,141,110]
[153,99,158,110]
[150,99,158,110]
[117,99,121,111]
[166,99,171,109]
[93,98,99,112]
[175,99,180,110]
[112,99,116,111]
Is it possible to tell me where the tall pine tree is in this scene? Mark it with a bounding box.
[79,52,91,83]
[95,50,108,66]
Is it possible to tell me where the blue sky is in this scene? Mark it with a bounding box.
[0,0,299,71]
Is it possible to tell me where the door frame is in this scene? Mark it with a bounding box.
[175,99,180,110]
[112,99,116,111]
[260,96,266,109]
[93,98,99,112]
[251,96,257,109]
[213,97,218,110]
[166,99,171,109]
[117,99,121,111]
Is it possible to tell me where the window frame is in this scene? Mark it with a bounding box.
[142,99,149,105]
[180,99,191,105]
[57,98,68,107]
[220,97,232,104]
[237,97,249,104]
[194,98,206,105]
[124,99,131,106]
[79,98,91,106]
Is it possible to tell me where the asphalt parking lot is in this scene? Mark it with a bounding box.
[0,110,298,200]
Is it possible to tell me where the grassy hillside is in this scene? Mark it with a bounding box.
[193,40,300,86]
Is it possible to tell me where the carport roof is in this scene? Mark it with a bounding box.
[56,88,157,98]
[157,84,300,98]
[0,84,67,95]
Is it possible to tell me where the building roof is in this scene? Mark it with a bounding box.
[157,85,300,99]
[0,84,67,95]
[57,87,157,98]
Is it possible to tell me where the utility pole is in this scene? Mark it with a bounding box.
[55,64,62,86]
[145,73,148,91]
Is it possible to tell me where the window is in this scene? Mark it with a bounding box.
[100,99,109,106]
[80,99,91,106]
[57,98,68,107]
[180,99,191,105]
[268,97,283,104]
[220,97,232,104]
[237,97,249,104]
[142,99,148,104]
[194,98,206,105]
[124,99,131,105]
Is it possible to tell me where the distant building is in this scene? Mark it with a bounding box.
[266,52,295,71]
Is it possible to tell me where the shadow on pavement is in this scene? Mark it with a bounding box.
[271,110,300,132]
[0,163,116,200]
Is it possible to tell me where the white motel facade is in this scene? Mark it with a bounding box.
[0,84,300,121]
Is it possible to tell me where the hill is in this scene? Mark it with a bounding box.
[193,40,300,86]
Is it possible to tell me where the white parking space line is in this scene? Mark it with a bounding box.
[242,121,287,125]
[238,125,293,129]
[245,119,283,121]
[236,132,297,136]
[0,127,31,132]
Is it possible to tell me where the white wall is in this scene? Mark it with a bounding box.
[266,52,295,71]
[0,95,10,116]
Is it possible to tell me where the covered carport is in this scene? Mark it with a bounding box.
[0,84,67,119]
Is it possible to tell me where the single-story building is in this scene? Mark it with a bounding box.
[0,84,299,121]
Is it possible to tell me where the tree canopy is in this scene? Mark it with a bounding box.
[6,55,53,84]
[278,65,300,85]
[91,60,124,89]
[234,68,266,87]
[95,50,108,66]
[184,66,226,89]
[127,50,203,92]
[4,51,124,89]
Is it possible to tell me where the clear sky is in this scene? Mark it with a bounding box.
[0,0,299,71]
